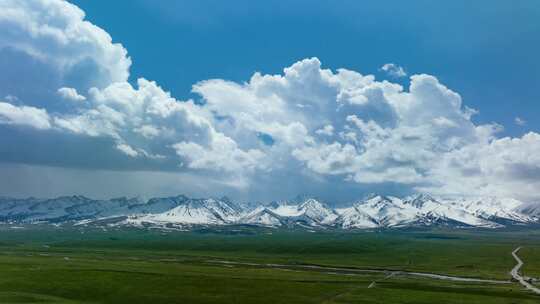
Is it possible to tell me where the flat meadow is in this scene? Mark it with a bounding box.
[0,225,539,303]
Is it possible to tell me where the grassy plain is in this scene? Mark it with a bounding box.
[0,225,539,303]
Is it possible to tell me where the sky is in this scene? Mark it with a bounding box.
[0,0,539,204]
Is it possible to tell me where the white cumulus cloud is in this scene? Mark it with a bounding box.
[0,101,51,129]
[0,0,539,202]
[57,87,86,102]
[0,0,131,85]
[515,117,527,126]
[116,143,139,157]
[380,63,407,78]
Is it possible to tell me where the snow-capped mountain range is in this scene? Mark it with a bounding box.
[0,194,539,229]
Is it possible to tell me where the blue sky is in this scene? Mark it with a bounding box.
[72,0,540,136]
[0,0,539,203]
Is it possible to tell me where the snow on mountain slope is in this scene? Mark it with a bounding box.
[402,195,501,228]
[127,195,190,215]
[352,195,416,227]
[297,199,339,224]
[515,202,540,219]
[132,197,242,225]
[67,197,141,219]
[239,198,338,227]
[0,196,104,222]
[240,207,285,227]
[333,194,507,229]
[0,193,537,229]
[438,196,536,224]
[334,206,379,229]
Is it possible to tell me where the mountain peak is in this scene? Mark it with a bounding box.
[299,198,324,208]
[404,193,438,208]
[290,194,321,204]
[55,195,92,201]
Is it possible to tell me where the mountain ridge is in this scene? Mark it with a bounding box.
[0,194,538,230]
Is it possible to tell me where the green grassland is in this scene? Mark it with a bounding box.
[0,225,539,303]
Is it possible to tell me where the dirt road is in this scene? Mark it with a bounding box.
[510,247,540,295]
[208,259,509,284]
